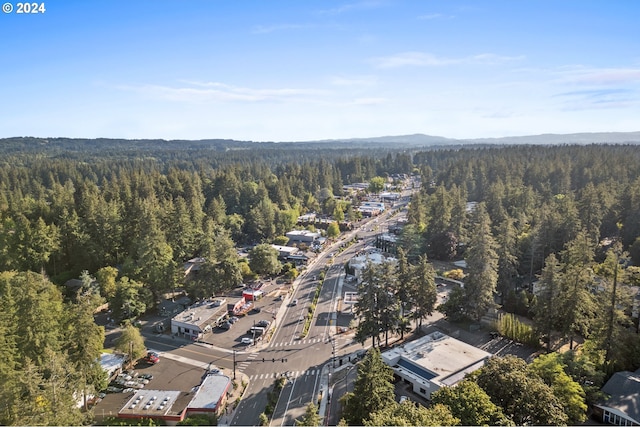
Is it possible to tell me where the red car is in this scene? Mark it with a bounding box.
[144,351,160,364]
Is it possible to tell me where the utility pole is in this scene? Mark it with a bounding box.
[232,350,236,380]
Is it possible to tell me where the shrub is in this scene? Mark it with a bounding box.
[444,269,465,280]
[495,313,540,348]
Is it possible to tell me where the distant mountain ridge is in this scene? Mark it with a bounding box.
[301,131,640,146]
[2,132,640,154]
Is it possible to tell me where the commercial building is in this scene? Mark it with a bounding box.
[381,331,491,399]
[286,230,321,244]
[108,373,232,425]
[358,200,386,217]
[170,299,228,340]
[348,251,397,282]
[271,244,300,259]
[100,353,127,382]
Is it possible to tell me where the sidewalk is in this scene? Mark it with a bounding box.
[317,344,368,424]
[217,371,250,426]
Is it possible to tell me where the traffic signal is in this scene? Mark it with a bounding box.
[262,358,265,362]
[272,358,275,362]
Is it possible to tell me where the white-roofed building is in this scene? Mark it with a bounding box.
[109,373,232,423]
[381,331,491,399]
[171,299,229,340]
[187,374,232,416]
[100,353,127,381]
[348,252,397,282]
[271,244,299,259]
[286,230,321,244]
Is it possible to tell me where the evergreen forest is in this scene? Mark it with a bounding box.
[1,137,640,425]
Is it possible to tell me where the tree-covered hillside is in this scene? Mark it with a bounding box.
[1,139,640,424]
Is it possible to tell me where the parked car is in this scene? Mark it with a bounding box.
[219,321,232,330]
[247,326,265,336]
[257,320,270,328]
[291,299,298,306]
[139,373,153,380]
[144,352,160,364]
[241,337,254,345]
[250,307,261,314]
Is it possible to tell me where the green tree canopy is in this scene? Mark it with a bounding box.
[249,243,282,276]
[368,176,386,194]
[475,355,568,426]
[341,348,396,425]
[463,203,498,321]
[295,402,321,426]
[431,379,512,426]
[115,323,147,364]
[327,221,341,239]
[366,401,460,426]
[529,352,587,424]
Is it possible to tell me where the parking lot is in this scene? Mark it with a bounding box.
[94,357,210,420]
[199,290,286,349]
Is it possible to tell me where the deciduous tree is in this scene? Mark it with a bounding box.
[431,379,512,426]
[529,352,587,424]
[475,356,568,426]
[115,323,147,365]
[249,244,281,276]
[366,401,460,426]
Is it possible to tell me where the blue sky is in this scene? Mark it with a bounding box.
[1,0,639,141]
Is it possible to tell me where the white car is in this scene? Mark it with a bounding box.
[241,337,254,345]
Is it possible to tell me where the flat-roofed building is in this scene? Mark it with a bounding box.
[271,244,299,259]
[171,299,228,340]
[187,374,232,417]
[286,230,321,243]
[118,390,185,423]
[379,191,401,201]
[381,331,491,399]
[108,373,232,424]
[348,252,396,282]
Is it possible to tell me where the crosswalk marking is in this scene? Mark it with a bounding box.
[271,338,326,347]
[247,369,319,381]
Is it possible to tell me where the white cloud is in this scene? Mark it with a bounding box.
[471,53,526,64]
[251,23,313,34]
[417,13,454,20]
[119,81,329,103]
[371,51,524,68]
[328,75,378,86]
[349,97,387,105]
[317,0,385,15]
[556,67,640,85]
[372,52,456,68]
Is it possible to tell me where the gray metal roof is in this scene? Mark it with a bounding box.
[600,371,640,423]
